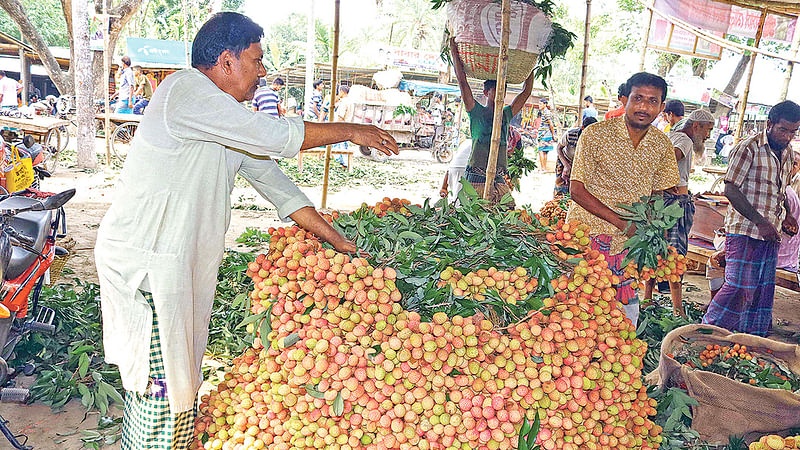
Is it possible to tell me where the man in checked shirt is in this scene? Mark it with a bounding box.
[703,101,800,336]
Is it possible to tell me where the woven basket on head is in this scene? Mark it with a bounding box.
[456,42,538,84]
[48,236,75,286]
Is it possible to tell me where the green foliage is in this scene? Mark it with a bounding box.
[507,146,537,190]
[0,0,69,46]
[516,413,542,450]
[619,195,685,271]
[235,227,270,247]
[393,105,417,117]
[637,297,705,374]
[276,156,438,192]
[134,0,245,42]
[206,251,257,361]
[329,181,568,322]
[648,386,705,449]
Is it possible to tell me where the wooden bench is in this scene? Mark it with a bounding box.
[686,243,800,292]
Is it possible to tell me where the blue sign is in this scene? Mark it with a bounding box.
[398,80,461,98]
[126,37,188,68]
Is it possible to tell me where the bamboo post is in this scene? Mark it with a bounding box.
[639,0,654,71]
[321,0,340,209]
[483,0,511,201]
[18,47,29,105]
[779,27,800,102]
[578,0,591,111]
[103,8,111,165]
[734,8,767,144]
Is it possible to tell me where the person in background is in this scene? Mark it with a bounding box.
[703,101,800,336]
[440,138,473,203]
[132,65,153,115]
[0,71,22,110]
[582,95,597,122]
[115,56,135,113]
[430,93,445,142]
[253,76,285,118]
[642,109,715,316]
[449,37,533,206]
[536,99,556,172]
[27,82,41,105]
[568,72,680,326]
[706,231,727,301]
[94,12,398,449]
[555,116,597,196]
[777,154,800,273]
[657,99,684,133]
[306,79,324,121]
[604,83,628,120]
[715,128,732,156]
[332,85,353,168]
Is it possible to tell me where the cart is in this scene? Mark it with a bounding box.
[0,115,70,173]
[95,113,141,162]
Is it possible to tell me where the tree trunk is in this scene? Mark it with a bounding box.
[656,53,680,77]
[91,0,145,98]
[73,0,97,169]
[691,58,707,78]
[709,53,750,115]
[0,0,73,94]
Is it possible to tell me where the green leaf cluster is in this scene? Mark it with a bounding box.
[328,179,570,324]
[619,195,685,271]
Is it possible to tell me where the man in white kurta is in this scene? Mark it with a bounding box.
[95,12,397,449]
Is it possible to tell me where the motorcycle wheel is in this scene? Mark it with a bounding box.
[358,145,372,157]
[435,146,453,163]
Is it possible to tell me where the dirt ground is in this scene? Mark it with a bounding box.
[0,149,798,449]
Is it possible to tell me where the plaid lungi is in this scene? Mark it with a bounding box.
[702,234,778,336]
[121,291,196,450]
[589,235,640,325]
[663,191,695,256]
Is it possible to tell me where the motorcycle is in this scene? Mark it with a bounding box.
[0,188,75,450]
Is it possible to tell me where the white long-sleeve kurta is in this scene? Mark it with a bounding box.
[95,68,313,414]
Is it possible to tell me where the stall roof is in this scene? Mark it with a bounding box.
[398,80,462,97]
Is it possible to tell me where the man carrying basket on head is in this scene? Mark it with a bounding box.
[449,37,533,206]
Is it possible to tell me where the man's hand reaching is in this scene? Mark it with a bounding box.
[349,124,399,156]
[757,220,781,241]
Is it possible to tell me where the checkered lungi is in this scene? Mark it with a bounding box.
[590,235,639,325]
[121,291,196,450]
[663,191,695,256]
[703,234,779,337]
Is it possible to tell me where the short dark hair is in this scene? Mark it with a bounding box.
[483,80,497,91]
[664,99,684,117]
[132,65,142,71]
[624,72,668,102]
[338,84,349,94]
[121,56,131,67]
[273,77,285,86]
[768,100,800,124]
[313,79,324,89]
[540,98,548,104]
[584,95,593,103]
[617,83,628,98]
[582,116,598,128]
[191,12,264,69]
[0,71,5,77]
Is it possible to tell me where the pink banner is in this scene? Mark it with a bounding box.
[654,0,796,43]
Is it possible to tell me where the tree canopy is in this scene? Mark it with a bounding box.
[0,0,69,46]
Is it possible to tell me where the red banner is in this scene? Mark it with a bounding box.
[654,0,796,43]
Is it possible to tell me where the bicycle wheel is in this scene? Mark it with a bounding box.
[42,129,63,173]
[111,122,138,162]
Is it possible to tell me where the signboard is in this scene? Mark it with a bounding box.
[126,37,188,68]
[666,76,712,105]
[377,47,448,73]
[654,0,796,43]
[710,88,737,109]
[648,18,723,60]
[89,14,107,51]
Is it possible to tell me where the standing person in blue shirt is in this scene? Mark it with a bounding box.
[252,76,285,117]
[115,56,135,113]
[581,95,597,122]
[306,79,325,121]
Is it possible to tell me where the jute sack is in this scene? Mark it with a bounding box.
[645,324,800,444]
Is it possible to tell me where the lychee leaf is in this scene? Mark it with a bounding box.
[305,384,325,399]
[332,392,344,416]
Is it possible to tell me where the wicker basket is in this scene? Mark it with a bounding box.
[48,236,75,286]
[457,42,539,84]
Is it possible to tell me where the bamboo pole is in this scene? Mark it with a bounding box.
[321,0,340,209]
[734,8,767,144]
[103,6,111,165]
[483,0,511,201]
[639,0,654,71]
[779,27,800,102]
[578,0,591,111]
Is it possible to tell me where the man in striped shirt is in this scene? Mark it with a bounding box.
[252,77,285,118]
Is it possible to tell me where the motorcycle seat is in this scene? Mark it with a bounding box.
[0,197,51,280]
